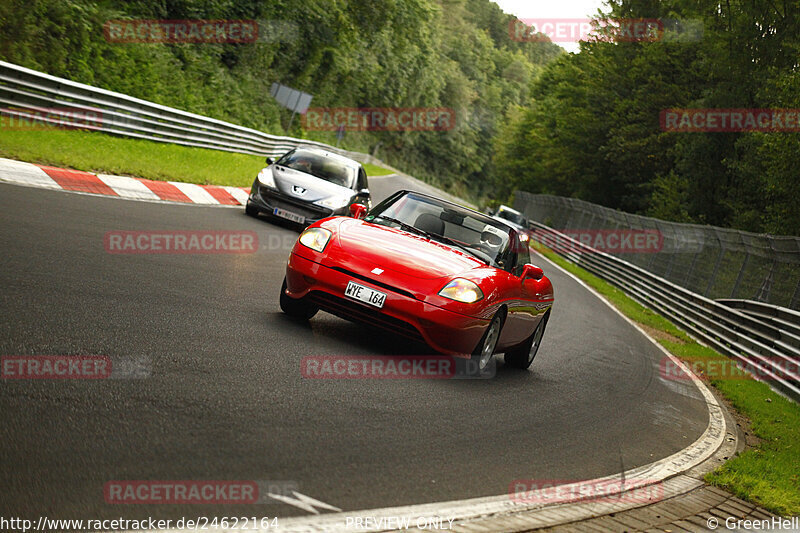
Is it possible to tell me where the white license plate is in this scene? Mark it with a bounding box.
[344,281,387,309]
[273,207,305,224]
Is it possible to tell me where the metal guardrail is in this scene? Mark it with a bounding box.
[717,299,800,345]
[526,222,800,402]
[0,60,386,166]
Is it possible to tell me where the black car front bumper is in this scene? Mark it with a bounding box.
[247,181,347,226]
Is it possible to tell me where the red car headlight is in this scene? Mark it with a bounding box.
[299,227,332,252]
[438,278,484,303]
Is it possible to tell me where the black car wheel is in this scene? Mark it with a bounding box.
[505,310,549,369]
[462,310,504,377]
[279,278,318,320]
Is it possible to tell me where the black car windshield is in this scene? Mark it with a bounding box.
[497,207,526,226]
[277,149,357,188]
[366,192,513,268]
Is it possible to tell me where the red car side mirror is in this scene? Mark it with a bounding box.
[349,203,367,219]
[521,264,544,281]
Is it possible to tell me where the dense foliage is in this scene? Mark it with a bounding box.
[493,0,800,235]
[4,0,797,233]
[0,0,561,199]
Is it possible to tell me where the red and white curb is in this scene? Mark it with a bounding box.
[0,157,250,206]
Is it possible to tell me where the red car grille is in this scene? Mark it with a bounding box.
[308,290,425,344]
[329,267,417,300]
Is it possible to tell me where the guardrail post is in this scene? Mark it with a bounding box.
[684,249,701,288]
[574,208,586,230]
[585,210,597,231]
[664,250,677,278]
[731,252,750,299]
[755,260,776,303]
[705,247,725,297]
[791,279,800,310]
[647,221,662,270]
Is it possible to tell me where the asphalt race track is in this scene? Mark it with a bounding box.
[0,176,709,522]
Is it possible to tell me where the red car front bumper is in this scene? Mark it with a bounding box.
[285,252,488,355]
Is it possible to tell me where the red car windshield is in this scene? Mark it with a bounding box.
[365,192,513,268]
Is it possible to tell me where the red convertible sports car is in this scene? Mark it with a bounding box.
[280,190,554,373]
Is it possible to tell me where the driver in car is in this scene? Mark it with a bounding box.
[293,156,313,174]
[476,224,505,262]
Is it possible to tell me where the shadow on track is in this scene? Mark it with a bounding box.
[269,311,551,384]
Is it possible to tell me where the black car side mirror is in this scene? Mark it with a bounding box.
[266,157,275,165]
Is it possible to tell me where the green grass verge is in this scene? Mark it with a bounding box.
[0,127,393,186]
[534,246,800,516]
[362,162,395,176]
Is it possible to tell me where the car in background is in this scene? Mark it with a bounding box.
[280,190,554,373]
[491,204,528,231]
[246,147,371,227]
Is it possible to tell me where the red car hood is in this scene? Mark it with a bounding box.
[332,218,485,280]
